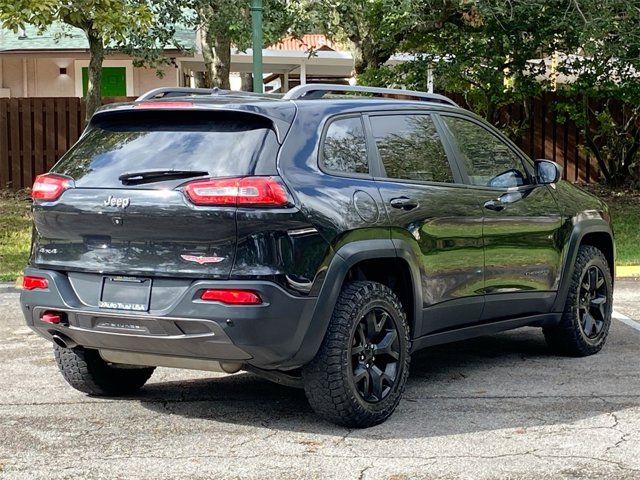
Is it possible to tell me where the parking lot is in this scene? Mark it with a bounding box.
[1,280,639,480]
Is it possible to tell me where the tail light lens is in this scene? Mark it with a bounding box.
[41,312,62,324]
[22,276,49,290]
[31,174,74,201]
[184,176,291,207]
[200,289,262,305]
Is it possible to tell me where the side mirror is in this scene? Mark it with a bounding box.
[535,159,561,185]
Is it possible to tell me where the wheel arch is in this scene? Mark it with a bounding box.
[553,220,615,312]
[285,239,422,368]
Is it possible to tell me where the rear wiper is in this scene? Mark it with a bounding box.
[119,169,209,185]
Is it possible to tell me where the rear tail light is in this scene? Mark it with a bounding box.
[22,276,49,290]
[184,176,291,207]
[31,174,74,201]
[200,289,262,305]
[41,312,62,324]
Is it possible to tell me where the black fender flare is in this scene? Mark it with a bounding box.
[552,220,614,312]
[284,238,422,368]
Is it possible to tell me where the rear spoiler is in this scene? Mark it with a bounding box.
[88,100,296,144]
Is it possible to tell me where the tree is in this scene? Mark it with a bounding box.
[0,0,170,121]
[181,0,309,89]
[369,1,581,131]
[310,0,469,76]
[556,0,640,186]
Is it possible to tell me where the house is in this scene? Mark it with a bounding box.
[0,23,362,97]
[0,23,194,98]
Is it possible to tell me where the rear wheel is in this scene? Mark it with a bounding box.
[54,345,155,396]
[544,245,613,356]
[302,281,410,428]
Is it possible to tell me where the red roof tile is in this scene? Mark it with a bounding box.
[269,34,338,52]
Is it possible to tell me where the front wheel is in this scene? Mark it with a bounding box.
[302,281,410,428]
[544,245,613,356]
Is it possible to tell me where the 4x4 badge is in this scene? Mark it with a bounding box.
[180,254,224,264]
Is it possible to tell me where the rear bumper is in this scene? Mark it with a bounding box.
[20,267,318,369]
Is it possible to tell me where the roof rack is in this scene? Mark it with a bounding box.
[136,87,281,102]
[136,87,225,101]
[282,84,458,107]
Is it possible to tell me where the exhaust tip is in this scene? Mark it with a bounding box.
[52,333,77,349]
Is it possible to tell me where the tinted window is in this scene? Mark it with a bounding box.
[52,111,279,188]
[370,114,453,183]
[321,117,368,174]
[443,116,527,188]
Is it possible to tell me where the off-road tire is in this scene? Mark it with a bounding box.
[302,281,410,428]
[54,345,155,396]
[544,245,613,356]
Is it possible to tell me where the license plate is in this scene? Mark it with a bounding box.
[99,276,151,312]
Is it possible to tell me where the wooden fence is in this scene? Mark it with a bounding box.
[510,95,598,184]
[448,92,598,184]
[0,94,598,191]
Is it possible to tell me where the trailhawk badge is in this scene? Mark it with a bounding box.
[181,254,225,265]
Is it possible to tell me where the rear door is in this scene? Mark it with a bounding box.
[367,112,486,337]
[437,113,563,320]
[32,109,280,279]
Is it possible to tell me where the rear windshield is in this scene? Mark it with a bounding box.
[52,111,279,188]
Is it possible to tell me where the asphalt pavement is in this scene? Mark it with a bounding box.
[0,280,639,479]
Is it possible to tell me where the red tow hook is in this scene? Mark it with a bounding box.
[41,312,63,324]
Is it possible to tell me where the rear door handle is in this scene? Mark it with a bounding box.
[483,199,505,212]
[390,197,419,210]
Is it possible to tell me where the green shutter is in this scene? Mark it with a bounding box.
[82,67,127,97]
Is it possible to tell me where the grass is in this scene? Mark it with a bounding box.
[585,186,640,266]
[0,186,639,282]
[0,191,31,282]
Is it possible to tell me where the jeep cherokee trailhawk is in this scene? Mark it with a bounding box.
[20,84,615,427]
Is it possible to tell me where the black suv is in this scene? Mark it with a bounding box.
[20,84,614,427]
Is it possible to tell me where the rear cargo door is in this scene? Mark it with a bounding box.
[32,109,280,278]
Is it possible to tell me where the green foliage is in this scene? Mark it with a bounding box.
[0,192,31,282]
[0,0,155,46]
[171,0,309,88]
[309,0,468,74]
[555,1,640,186]
[368,2,579,125]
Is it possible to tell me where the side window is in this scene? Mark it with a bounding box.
[321,117,368,174]
[442,116,528,188]
[370,114,454,183]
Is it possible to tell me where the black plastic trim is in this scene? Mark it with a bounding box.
[411,313,562,351]
[552,221,614,312]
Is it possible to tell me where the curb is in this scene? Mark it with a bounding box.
[616,266,640,278]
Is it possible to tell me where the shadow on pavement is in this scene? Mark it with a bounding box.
[138,328,632,438]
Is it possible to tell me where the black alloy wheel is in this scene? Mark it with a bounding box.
[543,245,612,357]
[578,265,609,339]
[351,307,401,403]
[302,281,410,427]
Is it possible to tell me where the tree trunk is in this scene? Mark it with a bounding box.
[240,72,253,92]
[85,30,104,122]
[201,21,231,89]
[350,41,366,76]
[485,100,497,125]
[350,38,392,77]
